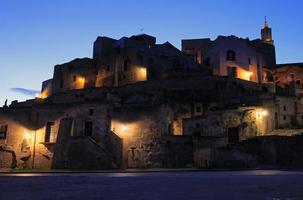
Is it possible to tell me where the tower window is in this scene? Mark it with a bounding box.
[226,50,236,61]
[0,124,8,139]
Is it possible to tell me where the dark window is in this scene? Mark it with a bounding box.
[291,73,295,79]
[106,65,110,72]
[275,76,279,81]
[167,123,172,135]
[196,106,202,113]
[227,66,237,78]
[73,76,77,82]
[228,127,239,144]
[60,80,63,88]
[283,106,287,111]
[195,123,200,128]
[248,58,251,65]
[137,54,144,64]
[89,109,94,116]
[193,131,200,137]
[123,60,128,71]
[275,112,278,129]
[296,80,301,85]
[283,115,287,120]
[205,57,210,66]
[84,121,93,137]
[172,59,180,68]
[45,122,55,143]
[226,50,236,61]
[0,124,8,139]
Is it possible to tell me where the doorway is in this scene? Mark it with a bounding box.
[228,127,239,144]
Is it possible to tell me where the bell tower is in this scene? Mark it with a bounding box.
[261,17,274,45]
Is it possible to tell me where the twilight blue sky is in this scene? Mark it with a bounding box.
[0,0,302,104]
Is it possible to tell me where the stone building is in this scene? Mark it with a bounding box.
[46,34,205,98]
[182,20,276,83]
[1,21,303,170]
[264,63,303,88]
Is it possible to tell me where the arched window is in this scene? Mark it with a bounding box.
[226,50,236,61]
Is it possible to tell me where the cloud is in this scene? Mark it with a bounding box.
[10,88,40,97]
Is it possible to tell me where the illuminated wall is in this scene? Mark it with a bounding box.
[237,67,254,81]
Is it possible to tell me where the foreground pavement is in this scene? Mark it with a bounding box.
[0,170,303,200]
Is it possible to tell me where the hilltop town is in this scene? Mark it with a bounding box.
[1,20,303,170]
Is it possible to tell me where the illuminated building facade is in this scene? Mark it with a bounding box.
[1,21,303,170]
[182,20,276,83]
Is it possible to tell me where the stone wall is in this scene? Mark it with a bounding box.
[208,135,303,168]
[52,118,114,169]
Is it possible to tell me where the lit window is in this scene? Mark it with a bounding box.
[0,124,8,139]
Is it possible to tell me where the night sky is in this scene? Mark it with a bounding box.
[1,0,302,104]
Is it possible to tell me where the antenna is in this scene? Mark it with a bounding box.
[264,16,268,28]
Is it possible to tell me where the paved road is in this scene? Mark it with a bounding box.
[0,170,303,200]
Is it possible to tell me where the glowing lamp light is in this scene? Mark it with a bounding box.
[24,133,31,140]
[256,109,268,119]
[261,110,268,117]
[247,72,253,76]
[78,77,86,84]
[122,125,128,132]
